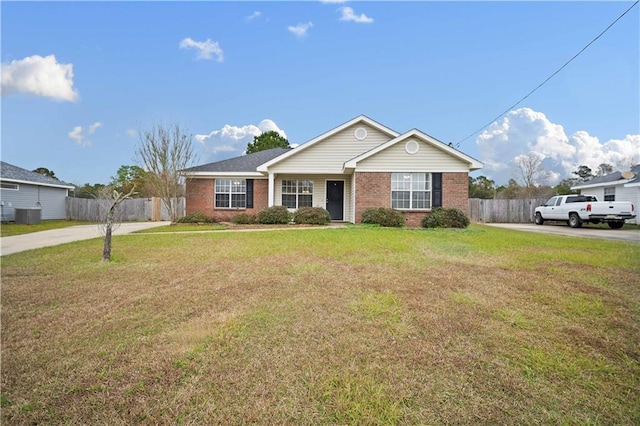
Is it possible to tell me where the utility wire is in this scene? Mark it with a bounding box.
[456,0,639,146]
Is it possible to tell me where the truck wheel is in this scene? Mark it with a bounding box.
[569,213,582,228]
[608,221,624,229]
[534,213,544,225]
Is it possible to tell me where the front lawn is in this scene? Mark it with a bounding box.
[1,225,638,424]
[0,220,90,237]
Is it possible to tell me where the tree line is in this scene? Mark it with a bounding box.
[469,163,616,200]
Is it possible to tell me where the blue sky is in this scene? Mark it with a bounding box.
[2,1,639,186]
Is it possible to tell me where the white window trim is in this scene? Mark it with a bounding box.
[214,178,247,209]
[281,179,314,209]
[390,172,432,210]
[1,183,19,191]
[603,186,615,201]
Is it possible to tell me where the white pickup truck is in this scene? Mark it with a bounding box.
[534,194,636,229]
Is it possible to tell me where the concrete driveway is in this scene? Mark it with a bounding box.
[0,221,171,256]
[485,223,640,243]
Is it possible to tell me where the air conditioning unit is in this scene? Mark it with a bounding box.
[14,208,42,225]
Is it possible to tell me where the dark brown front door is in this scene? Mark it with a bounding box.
[326,180,344,221]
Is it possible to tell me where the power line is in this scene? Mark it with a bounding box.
[456,0,639,147]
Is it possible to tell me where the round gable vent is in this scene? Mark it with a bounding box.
[354,127,368,140]
[405,140,419,154]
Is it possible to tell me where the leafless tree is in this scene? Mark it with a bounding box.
[596,163,614,177]
[96,186,137,262]
[616,156,639,171]
[136,123,198,221]
[514,152,547,198]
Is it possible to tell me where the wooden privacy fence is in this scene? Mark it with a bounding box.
[468,198,548,223]
[66,197,185,222]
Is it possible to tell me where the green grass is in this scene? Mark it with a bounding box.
[133,224,228,233]
[0,220,90,237]
[1,224,639,424]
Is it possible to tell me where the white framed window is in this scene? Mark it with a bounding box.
[282,179,313,209]
[603,187,615,201]
[391,173,431,209]
[215,178,246,208]
[1,183,19,190]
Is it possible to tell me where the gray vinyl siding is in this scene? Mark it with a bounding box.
[274,174,352,220]
[356,138,470,172]
[1,183,68,221]
[269,124,392,174]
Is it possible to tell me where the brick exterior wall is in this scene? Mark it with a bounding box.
[185,178,269,222]
[442,172,469,212]
[354,171,469,227]
[354,172,391,223]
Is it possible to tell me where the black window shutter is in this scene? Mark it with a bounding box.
[246,179,254,208]
[432,173,442,208]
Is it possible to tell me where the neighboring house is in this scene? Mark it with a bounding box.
[571,164,640,224]
[0,161,75,221]
[182,115,483,226]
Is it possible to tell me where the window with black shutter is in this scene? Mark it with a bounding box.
[432,173,442,208]
[246,179,254,208]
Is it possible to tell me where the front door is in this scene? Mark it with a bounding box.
[326,180,344,221]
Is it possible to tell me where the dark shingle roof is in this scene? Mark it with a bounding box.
[0,162,75,188]
[577,164,640,187]
[183,148,291,173]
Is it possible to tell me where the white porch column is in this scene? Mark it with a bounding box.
[268,172,275,207]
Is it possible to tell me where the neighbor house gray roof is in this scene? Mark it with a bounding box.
[0,162,75,189]
[572,164,640,189]
[183,148,291,173]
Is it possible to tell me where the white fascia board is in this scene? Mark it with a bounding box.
[257,115,400,172]
[571,179,631,190]
[182,171,265,178]
[624,181,640,188]
[1,178,75,190]
[344,129,484,171]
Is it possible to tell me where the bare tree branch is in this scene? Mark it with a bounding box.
[96,185,137,262]
[136,123,198,221]
[514,152,547,198]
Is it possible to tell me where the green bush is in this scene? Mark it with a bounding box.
[422,207,470,229]
[256,206,292,224]
[293,207,331,225]
[361,207,405,227]
[175,212,217,224]
[232,213,256,225]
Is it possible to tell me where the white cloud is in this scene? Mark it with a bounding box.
[68,121,102,148]
[246,11,261,21]
[125,129,137,138]
[476,108,640,185]
[195,119,287,161]
[1,54,79,102]
[179,37,223,61]
[288,22,313,38]
[339,6,374,24]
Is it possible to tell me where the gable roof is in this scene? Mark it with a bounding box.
[257,115,399,172]
[571,164,640,190]
[344,129,484,171]
[182,148,291,176]
[0,161,75,189]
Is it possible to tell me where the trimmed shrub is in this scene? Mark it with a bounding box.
[232,213,256,225]
[175,212,217,224]
[422,207,470,229]
[256,205,292,224]
[361,207,405,228]
[293,207,331,225]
